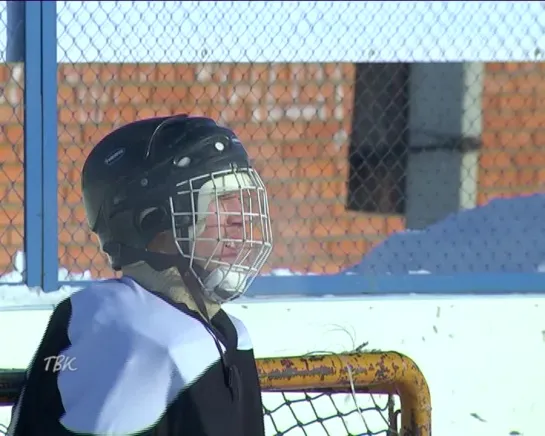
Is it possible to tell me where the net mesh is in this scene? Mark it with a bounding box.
[263,391,399,436]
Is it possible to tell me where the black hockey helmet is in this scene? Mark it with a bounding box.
[82,114,273,303]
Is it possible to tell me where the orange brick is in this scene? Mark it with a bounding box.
[245,143,278,161]
[296,202,331,219]
[298,159,337,178]
[483,74,517,95]
[58,185,82,205]
[479,151,513,169]
[118,64,157,83]
[254,159,297,180]
[235,123,270,143]
[59,144,85,164]
[306,120,346,140]
[482,130,534,149]
[498,94,536,112]
[225,82,265,106]
[151,85,189,105]
[58,64,100,86]
[483,112,525,131]
[59,226,90,245]
[268,202,297,220]
[61,244,103,268]
[266,83,295,104]
[217,101,249,124]
[537,168,545,184]
[308,258,344,274]
[58,204,87,225]
[74,84,111,105]
[4,182,23,204]
[187,83,223,103]
[249,64,270,84]
[283,142,321,159]
[0,65,10,85]
[104,105,137,124]
[512,72,545,94]
[268,120,306,141]
[82,123,114,144]
[313,219,349,238]
[299,82,335,104]
[266,183,291,201]
[289,181,320,199]
[320,180,346,199]
[0,226,23,247]
[0,105,17,123]
[386,215,405,233]
[326,239,368,257]
[0,144,21,164]
[58,124,83,145]
[0,209,23,226]
[0,164,22,184]
[0,124,23,145]
[479,169,518,188]
[349,215,387,236]
[518,169,537,185]
[155,64,196,83]
[230,64,252,82]
[276,219,313,239]
[111,84,152,105]
[477,190,517,205]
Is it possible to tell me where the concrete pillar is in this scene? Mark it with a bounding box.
[405,62,484,229]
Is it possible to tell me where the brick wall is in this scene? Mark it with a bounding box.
[480,62,545,203]
[0,62,542,278]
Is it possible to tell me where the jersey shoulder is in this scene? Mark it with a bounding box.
[57,278,227,435]
[66,277,209,349]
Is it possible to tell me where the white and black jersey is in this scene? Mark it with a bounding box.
[7,277,265,436]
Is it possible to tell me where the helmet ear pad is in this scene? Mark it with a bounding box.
[135,205,171,250]
[134,193,196,256]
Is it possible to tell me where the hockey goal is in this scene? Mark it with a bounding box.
[0,351,430,436]
[257,351,431,436]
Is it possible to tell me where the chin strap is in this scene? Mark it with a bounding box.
[105,241,213,320]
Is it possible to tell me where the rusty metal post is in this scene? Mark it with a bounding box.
[257,351,431,436]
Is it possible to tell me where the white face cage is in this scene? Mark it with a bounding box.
[168,167,273,303]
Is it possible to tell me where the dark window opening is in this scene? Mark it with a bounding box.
[347,63,409,215]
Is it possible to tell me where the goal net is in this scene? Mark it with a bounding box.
[263,390,398,435]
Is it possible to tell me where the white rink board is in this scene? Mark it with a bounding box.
[0,294,544,436]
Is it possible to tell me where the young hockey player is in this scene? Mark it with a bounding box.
[7,114,273,435]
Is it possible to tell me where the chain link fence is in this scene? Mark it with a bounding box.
[0,3,25,282]
[52,1,545,280]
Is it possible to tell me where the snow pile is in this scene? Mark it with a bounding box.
[348,194,545,275]
[0,252,87,308]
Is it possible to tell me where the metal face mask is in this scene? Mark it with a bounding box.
[169,167,273,303]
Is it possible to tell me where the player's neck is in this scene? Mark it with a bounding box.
[121,261,221,318]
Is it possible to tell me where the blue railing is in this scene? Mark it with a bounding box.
[7,2,545,297]
[13,2,58,292]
